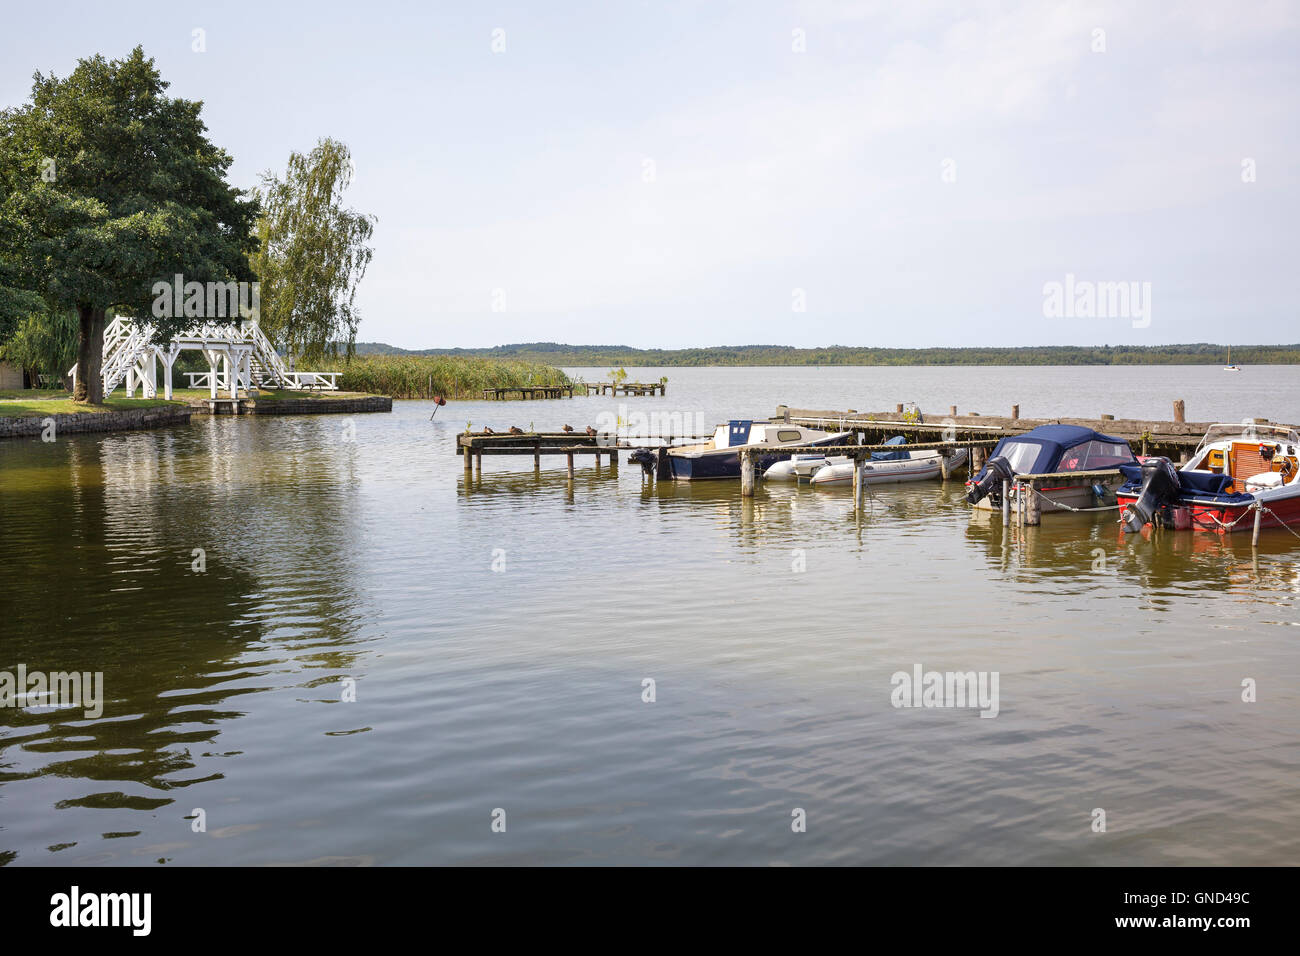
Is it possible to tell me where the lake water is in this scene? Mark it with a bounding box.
[1,365,1298,866]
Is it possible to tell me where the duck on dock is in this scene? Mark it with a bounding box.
[562,424,574,433]
[481,426,495,434]
[508,426,525,435]
[585,426,598,437]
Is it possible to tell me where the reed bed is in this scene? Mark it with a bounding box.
[318,354,572,399]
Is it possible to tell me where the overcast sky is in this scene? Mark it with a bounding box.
[3,1,1297,349]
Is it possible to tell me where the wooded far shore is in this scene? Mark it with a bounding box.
[351,342,1300,367]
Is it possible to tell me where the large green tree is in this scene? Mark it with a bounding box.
[0,47,257,402]
[253,138,375,362]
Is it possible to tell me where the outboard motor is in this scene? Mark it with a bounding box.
[628,447,657,476]
[1120,456,1181,533]
[966,456,1014,505]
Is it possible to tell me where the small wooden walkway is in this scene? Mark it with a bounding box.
[582,382,666,396]
[458,431,617,478]
[481,385,575,400]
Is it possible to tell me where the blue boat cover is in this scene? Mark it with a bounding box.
[871,435,909,461]
[1117,467,1254,504]
[728,421,753,445]
[975,424,1136,479]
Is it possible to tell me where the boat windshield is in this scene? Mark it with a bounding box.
[1057,440,1135,471]
[995,441,1042,474]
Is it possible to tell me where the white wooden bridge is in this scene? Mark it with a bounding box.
[71,317,339,399]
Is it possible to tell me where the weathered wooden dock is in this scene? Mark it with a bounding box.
[481,385,576,400]
[582,381,667,397]
[774,400,1278,459]
[457,431,618,479]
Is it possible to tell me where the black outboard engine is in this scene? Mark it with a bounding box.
[966,456,1014,505]
[1120,456,1181,533]
[628,447,656,476]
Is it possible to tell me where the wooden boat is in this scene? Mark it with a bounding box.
[1117,424,1300,533]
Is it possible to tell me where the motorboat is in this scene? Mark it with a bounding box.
[657,420,853,480]
[807,437,969,486]
[1117,423,1300,533]
[966,424,1138,514]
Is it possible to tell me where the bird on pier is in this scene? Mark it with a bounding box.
[562,424,574,433]
[481,426,495,434]
[585,426,598,437]
[508,425,525,435]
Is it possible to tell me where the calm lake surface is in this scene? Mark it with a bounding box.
[2,365,1298,866]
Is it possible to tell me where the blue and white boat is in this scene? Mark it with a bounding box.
[664,420,852,480]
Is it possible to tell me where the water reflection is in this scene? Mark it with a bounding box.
[0,421,368,864]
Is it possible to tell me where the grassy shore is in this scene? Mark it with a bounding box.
[316,354,572,399]
[0,394,182,417]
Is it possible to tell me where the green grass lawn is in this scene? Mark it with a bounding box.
[0,395,183,418]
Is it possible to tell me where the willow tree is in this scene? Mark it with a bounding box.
[0,47,257,403]
[253,139,375,363]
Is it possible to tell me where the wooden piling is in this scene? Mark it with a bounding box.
[1174,400,1185,423]
[566,451,575,479]
[1001,479,1010,522]
[1252,504,1262,547]
[950,405,957,417]
[740,449,755,497]
[534,440,541,472]
[853,457,863,507]
[464,444,472,475]
[1026,479,1041,526]
[1011,404,1020,420]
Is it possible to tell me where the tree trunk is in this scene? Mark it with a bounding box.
[74,305,106,404]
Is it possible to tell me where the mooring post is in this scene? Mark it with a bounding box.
[1174,399,1185,423]
[566,451,575,480]
[1002,479,1011,522]
[853,456,863,507]
[972,444,985,472]
[740,449,755,497]
[463,442,472,475]
[939,451,951,481]
[1252,503,1262,547]
[534,440,540,472]
[475,448,482,476]
[608,449,618,475]
[1011,404,1020,420]
[1026,480,1041,526]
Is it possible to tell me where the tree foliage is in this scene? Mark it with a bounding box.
[253,138,375,363]
[0,46,257,401]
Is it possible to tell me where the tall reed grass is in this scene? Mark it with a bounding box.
[318,354,572,399]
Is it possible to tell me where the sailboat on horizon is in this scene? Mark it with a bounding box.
[1224,345,1241,371]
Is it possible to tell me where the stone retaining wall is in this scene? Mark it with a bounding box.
[245,396,392,415]
[0,404,193,439]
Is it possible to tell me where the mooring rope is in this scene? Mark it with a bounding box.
[1021,484,1117,514]
[1258,505,1300,541]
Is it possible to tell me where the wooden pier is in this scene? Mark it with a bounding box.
[481,385,576,400]
[774,401,1283,460]
[457,431,618,479]
[582,381,667,397]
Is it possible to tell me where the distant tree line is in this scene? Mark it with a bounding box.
[349,341,1300,367]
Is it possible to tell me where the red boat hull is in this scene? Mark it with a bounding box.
[1116,491,1300,533]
